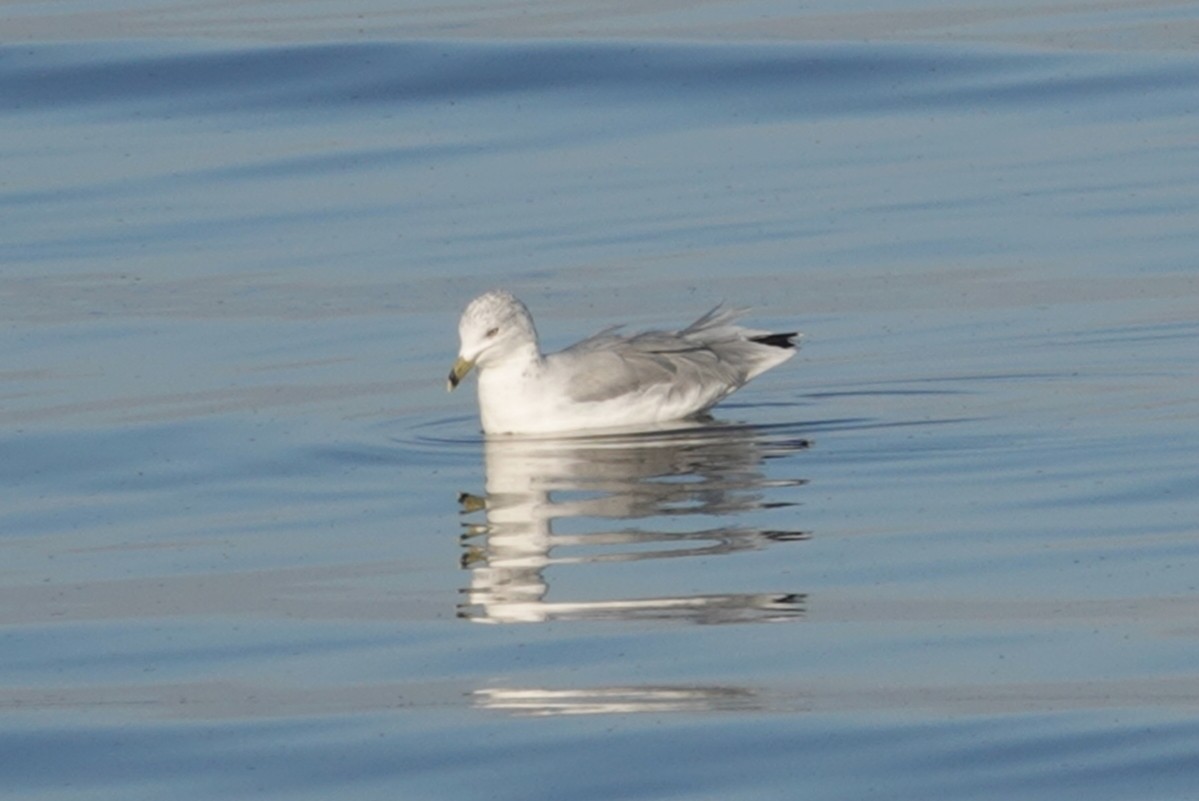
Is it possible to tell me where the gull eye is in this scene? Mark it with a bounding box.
[485,326,499,338]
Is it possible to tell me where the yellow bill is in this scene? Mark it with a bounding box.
[447,356,475,391]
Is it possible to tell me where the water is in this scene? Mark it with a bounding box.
[3,3,1198,799]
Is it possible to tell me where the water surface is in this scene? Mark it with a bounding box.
[2,3,1198,800]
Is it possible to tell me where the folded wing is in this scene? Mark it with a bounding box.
[552,306,799,408]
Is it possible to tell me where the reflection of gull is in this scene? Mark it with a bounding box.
[461,590,805,625]
[473,685,761,716]
[458,422,809,624]
[447,290,800,434]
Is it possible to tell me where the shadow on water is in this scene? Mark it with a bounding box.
[446,419,811,625]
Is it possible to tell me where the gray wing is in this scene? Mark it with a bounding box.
[551,306,774,404]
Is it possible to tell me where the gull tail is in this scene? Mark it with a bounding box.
[749,332,801,350]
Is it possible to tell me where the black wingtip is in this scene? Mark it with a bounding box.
[749,332,799,350]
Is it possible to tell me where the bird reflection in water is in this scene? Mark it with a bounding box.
[457,420,810,624]
[472,685,762,716]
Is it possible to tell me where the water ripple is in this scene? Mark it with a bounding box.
[5,40,1195,120]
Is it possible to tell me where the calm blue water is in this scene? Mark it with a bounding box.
[3,3,1199,799]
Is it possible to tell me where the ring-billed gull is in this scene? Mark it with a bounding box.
[448,290,800,435]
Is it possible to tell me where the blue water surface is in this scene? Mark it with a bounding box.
[2,2,1198,799]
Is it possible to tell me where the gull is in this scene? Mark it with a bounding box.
[448,290,799,435]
